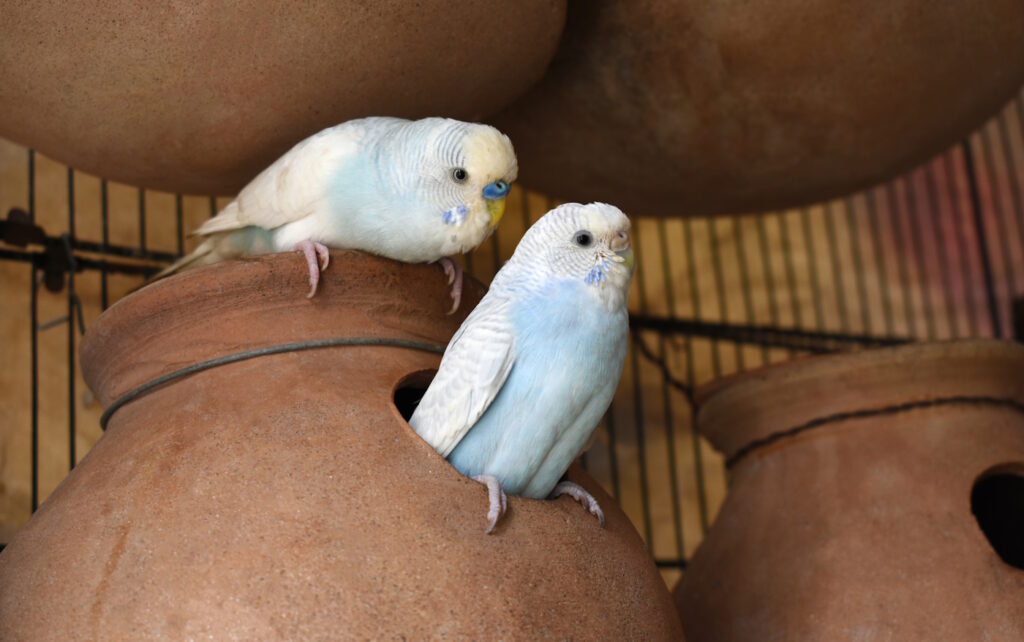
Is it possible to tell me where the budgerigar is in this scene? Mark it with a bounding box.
[154,117,518,311]
[409,202,634,533]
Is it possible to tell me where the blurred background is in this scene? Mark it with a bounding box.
[1,1,1023,592]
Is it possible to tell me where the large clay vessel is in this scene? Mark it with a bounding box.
[675,340,1024,640]
[0,252,682,640]
[0,1,566,195]
[495,1,1024,217]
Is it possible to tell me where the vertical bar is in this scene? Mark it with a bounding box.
[175,194,185,257]
[100,180,109,310]
[1014,297,1024,342]
[979,129,1017,311]
[489,229,501,279]
[996,112,1024,274]
[683,336,708,533]
[731,217,765,364]
[30,263,39,512]
[865,190,896,335]
[27,149,35,221]
[903,173,938,339]
[756,216,782,326]
[962,140,1004,337]
[656,219,686,561]
[708,219,738,369]
[844,198,873,334]
[28,149,38,512]
[798,209,826,330]
[630,223,654,547]
[604,404,622,500]
[885,183,918,336]
[684,219,721,373]
[629,339,654,546]
[779,212,804,328]
[681,221,709,533]
[138,188,147,255]
[67,169,77,470]
[822,203,850,333]
[923,163,961,336]
[944,153,981,337]
[208,196,218,218]
[1017,92,1024,153]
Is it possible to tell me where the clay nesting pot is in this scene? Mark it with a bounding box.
[0,1,567,194]
[494,1,1024,217]
[674,340,1024,640]
[0,252,682,640]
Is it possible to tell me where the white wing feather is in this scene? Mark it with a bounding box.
[410,299,516,457]
[194,120,379,236]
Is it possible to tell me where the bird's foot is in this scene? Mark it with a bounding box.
[550,480,605,527]
[472,474,507,534]
[437,256,463,314]
[294,240,330,298]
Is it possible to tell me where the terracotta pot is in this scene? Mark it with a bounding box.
[494,1,1024,217]
[674,340,1024,640]
[0,1,566,195]
[0,252,682,640]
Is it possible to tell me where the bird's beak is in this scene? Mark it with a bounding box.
[611,230,634,270]
[482,180,511,228]
[486,197,507,228]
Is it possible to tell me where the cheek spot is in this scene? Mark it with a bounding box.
[441,203,470,226]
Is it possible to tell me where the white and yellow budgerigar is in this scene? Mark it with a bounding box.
[155,117,518,311]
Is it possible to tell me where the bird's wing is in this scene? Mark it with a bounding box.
[410,299,516,457]
[194,120,380,236]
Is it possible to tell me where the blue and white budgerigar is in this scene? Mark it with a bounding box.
[155,117,518,311]
[410,202,634,533]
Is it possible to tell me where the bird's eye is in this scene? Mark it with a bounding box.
[452,168,468,182]
[573,231,593,247]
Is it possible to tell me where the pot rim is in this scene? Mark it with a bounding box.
[79,251,482,412]
[695,339,1024,465]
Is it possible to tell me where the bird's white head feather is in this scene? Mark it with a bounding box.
[382,118,518,259]
[497,202,634,310]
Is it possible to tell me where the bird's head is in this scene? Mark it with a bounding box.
[428,120,518,236]
[506,202,634,309]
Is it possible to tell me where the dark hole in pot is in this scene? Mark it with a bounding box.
[393,369,437,422]
[971,468,1024,570]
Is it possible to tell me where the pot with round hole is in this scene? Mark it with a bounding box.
[674,340,1024,640]
[0,251,682,640]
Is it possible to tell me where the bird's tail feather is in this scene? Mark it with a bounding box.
[193,200,243,236]
[143,234,239,288]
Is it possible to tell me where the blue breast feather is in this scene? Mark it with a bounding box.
[447,278,628,498]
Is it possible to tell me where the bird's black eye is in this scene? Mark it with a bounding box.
[452,168,468,182]
[573,231,593,247]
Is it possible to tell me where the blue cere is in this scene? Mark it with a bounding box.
[482,180,510,200]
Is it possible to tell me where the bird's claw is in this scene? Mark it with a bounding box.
[295,240,331,298]
[472,474,507,534]
[551,480,605,527]
[438,257,464,314]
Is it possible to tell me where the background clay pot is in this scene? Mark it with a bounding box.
[0,252,682,640]
[494,1,1024,217]
[674,340,1024,640]
[0,1,566,194]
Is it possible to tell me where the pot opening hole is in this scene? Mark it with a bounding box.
[971,465,1024,570]
[393,369,437,422]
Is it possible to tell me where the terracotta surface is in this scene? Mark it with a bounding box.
[0,1,566,194]
[0,252,682,640]
[495,1,1024,216]
[675,341,1024,640]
